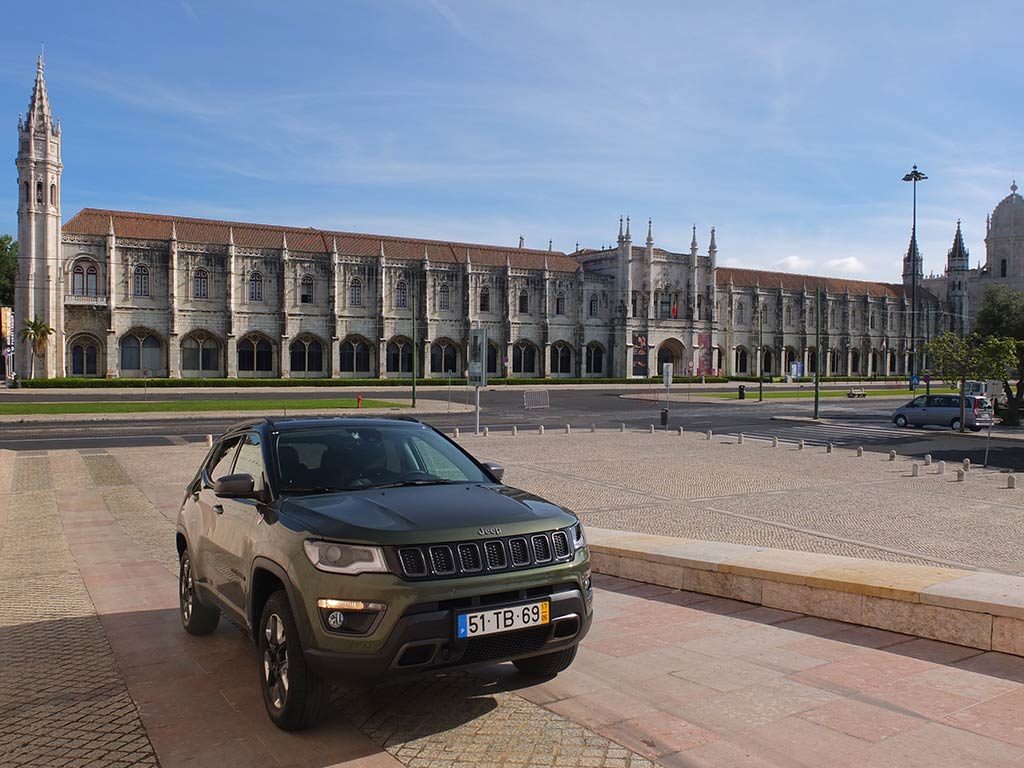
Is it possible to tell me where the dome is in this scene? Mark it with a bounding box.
[989,181,1024,238]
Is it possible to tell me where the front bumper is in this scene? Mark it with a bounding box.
[301,556,592,682]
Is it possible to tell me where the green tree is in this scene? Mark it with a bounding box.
[974,286,1024,426]
[0,235,16,306]
[925,331,1017,431]
[19,316,55,380]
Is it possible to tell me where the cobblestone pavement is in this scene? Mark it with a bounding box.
[2,435,1023,767]
[455,431,1024,574]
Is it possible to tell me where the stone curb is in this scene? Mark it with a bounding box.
[587,527,1024,657]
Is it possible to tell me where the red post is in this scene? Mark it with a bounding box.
[357,394,363,409]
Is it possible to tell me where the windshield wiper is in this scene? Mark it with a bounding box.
[281,486,351,495]
[365,479,463,490]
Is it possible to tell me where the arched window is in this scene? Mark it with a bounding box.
[249,271,264,302]
[36,182,43,204]
[589,294,598,317]
[430,339,458,374]
[439,283,450,311]
[785,304,792,326]
[340,337,372,373]
[736,348,749,374]
[479,287,490,313]
[193,269,209,300]
[387,338,415,373]
[182,335,220,372]
[808,347,818,374]
[72,264,85,295]
[349,278,362,307]
[133,265,150,297]
[550,342,572,374]
[120,332,162,372]
[289,337,323,372]
[585,342,604,374]
[512,341,537,374]
[70,338,99,376]
[1001,259,1008,278]
[395,280,408,309]
[487,342,499,374]
[300,275,315,304]
[50,183,56,206]
[238,336,273,373]
[555,292,566,316]
[829,308,836,326]
[870,312,876,330]
[518,290,529,314]
[736,302,745,324]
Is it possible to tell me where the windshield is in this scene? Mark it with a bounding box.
[274,425,491,493]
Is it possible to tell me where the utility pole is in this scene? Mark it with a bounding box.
[758,299,764,402]
[411,273,418,407]
[813,287,821,420]
[902,164,927,390]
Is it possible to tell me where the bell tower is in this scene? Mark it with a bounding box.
[15,50,63,378]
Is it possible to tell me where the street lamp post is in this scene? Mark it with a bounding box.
[902,164,927,390]
[757,300,764,402]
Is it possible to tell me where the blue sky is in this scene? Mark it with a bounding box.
[2,1,1021,282]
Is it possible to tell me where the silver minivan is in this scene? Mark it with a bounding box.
[892,394,994,431]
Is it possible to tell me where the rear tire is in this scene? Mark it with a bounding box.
[258,591,324,731]
[951,418,962,431]
[513,644,578,678]
[179,551,220,635]
[894,415,908,428]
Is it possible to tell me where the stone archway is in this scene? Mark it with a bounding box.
[656,338,685,376]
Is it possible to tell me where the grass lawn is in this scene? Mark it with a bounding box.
[0,398,402,416]
[707,387,957,400]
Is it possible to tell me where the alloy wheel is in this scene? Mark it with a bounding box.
[263,614,290,710]
[180,556,194,624]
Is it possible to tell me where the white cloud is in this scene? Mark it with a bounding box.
[775,255,813,272]
[825,256,866,275]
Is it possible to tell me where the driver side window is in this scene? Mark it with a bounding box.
[233,433,267,493]
[207,437,241,483]
[911,396,928,408]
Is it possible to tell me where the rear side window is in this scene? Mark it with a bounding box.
[206,436,241,483]
[233,433,267,493]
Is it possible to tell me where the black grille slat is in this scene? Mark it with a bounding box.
[509,538,530,566]
[532,534,552,563]
[484,541,506,569]
[457,543,482,572]
[461,625,551,664]
[428,546,455,575]
[552,531,570,559]
[399,548,427,576]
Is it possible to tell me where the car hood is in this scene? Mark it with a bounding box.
[279,483,577,545]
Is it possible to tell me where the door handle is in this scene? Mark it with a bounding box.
[213,504,224,515]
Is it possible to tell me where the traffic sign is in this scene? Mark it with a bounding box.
[663,363,673,387]
[910,375,920,389]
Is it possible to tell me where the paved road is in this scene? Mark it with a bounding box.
[2,387,1022,471]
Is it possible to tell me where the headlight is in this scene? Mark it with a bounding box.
[303,540,390,575]
[572,523,586,550]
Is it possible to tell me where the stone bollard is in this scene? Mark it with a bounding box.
[591,424,596,433]
[1008,475,1017,489]
[857,446,864,457]
[565,424,571,434]
[483,426,489,437]
[649,424,655,434]
[738,433,744,445]
[205,434,213,447]
[911,464,920,477]
[677,426,684,436]
[963,458,971,472]
[798,439,804,450]
[454,427,460,438]
[924,454,932,466]
[937,460,945,475]
[957,469,965,482]
[706,429,713,440]
[539,425,545,435]
[620,423,626,433]
[826,443,834,454]
[772,436,779,447]
[888,450,896,461]
[511,426,517,437]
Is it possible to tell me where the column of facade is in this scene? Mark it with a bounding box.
[330,239,341,378]
[168,228,181,378]
[105,223,118,377]
[279,235,291,379]
[225,232,238,378]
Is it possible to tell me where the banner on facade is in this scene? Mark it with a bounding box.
[632,333,649,377]
[697,332,712,375]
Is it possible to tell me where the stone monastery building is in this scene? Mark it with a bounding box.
[18,56,997,382]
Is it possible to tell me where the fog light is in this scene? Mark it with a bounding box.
[327,611,345,629]
[316,598,386,635]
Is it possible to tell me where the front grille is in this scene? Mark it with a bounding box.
[509,538,530,566]
[552,531,570,559]
[395,528,575,580]
[461,624,551,664]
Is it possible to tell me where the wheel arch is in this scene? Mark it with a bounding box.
[249,557,313,647]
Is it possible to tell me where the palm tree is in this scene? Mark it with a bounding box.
[20,316,55,379]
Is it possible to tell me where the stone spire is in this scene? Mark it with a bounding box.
[518,235,524,248]
[902,229,922,286]
[228,226,235,245]
[170,220,177,240]
[281,231,288,251]
[617,216,624,245]
[548,239,553,251]
[690,224,698,254]
[330,236,338,254]
[646,218,654,246]
[27,47,53,131]
[108,215,115,236]
[625,216,631,241]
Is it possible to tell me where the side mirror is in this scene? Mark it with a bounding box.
[481,461,504,482]
[213,473,256,499]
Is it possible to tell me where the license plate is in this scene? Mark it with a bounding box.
[456,600,550,639]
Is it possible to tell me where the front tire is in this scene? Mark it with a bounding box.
[179,550,220,635]
[513,644,578,678]
[951,418,962,431]
[894,415,908,428]
[258,591,324,731]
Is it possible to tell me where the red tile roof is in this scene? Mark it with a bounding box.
[63,209,582,273]
[717,267,909,299]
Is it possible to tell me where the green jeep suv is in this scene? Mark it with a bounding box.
[176,416,593,730]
